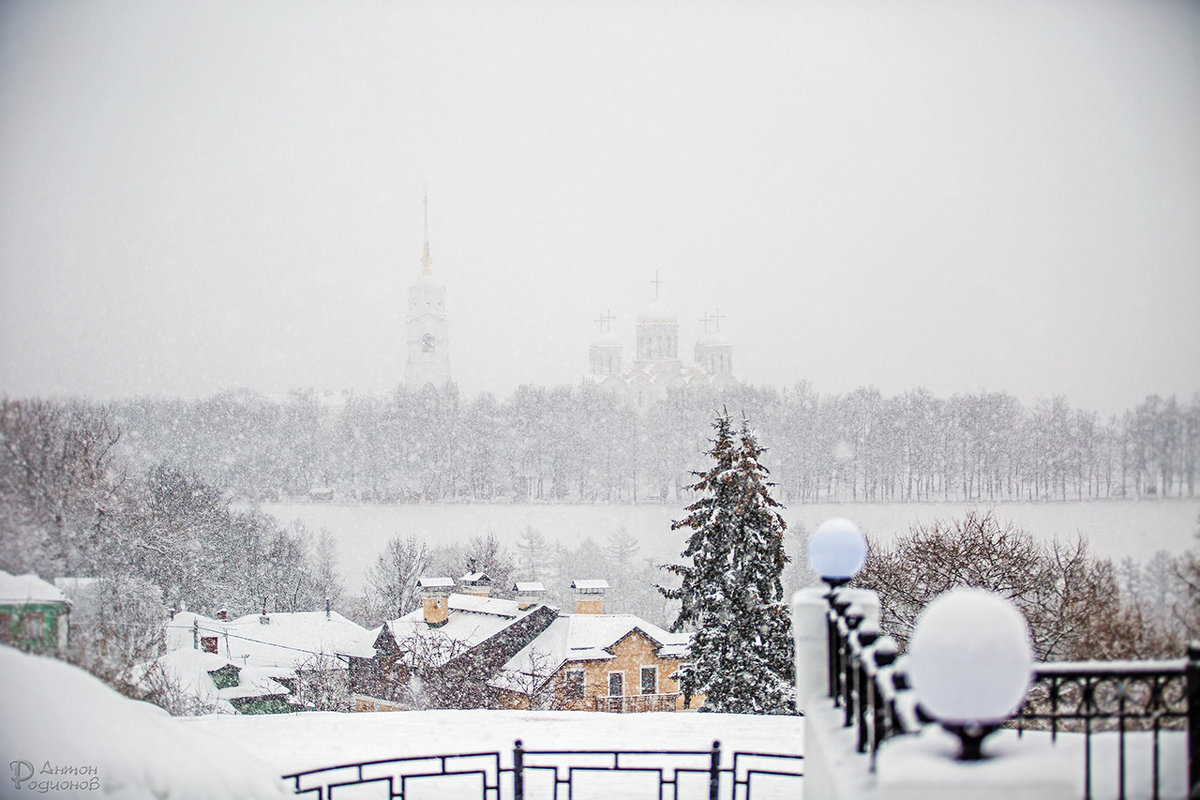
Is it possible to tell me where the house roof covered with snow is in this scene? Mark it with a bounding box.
[377,592,554,667]
[0,570,69,605]
[513,581,545,593]
[491,613,690,693]
[144,648,292,713]
[167,610,376,675]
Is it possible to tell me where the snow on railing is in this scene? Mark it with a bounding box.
[822,583,1199,799]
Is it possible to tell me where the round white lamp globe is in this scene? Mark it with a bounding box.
[907,588,1033,725]
[807,518,867,581]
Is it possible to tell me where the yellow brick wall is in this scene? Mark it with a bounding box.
[554,629,703,711]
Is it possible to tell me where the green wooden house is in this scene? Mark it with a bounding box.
[0,570,70,655]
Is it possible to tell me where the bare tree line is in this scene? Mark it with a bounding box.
[99,383,1198,505]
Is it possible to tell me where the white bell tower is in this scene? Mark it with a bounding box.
[404,189,451,389]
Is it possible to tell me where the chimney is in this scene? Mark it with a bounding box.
[325,598,331,620]
[513,581,546,611]
[459,571,491,598]
[215,608,228,622]
[419,577,454,627]
[571,579,609,615]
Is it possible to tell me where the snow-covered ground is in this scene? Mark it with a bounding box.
[188,708,804,799]
[0,646,288,799]
[260,499,1200,592]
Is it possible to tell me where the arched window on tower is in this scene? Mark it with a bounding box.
[422,333,436,353]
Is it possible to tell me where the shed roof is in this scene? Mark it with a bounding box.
[0,570,69,605]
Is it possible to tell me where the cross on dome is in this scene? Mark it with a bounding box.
[650,271,664,299]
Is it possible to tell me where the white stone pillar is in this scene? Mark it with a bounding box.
[791,586,831,714]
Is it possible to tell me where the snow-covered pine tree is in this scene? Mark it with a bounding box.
[660,412,793,713]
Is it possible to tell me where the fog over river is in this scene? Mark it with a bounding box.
[260,499,1200,594]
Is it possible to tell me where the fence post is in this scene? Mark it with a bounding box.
[1187,643,1199,798]
[513,739,524,800]
[709,740,721,800]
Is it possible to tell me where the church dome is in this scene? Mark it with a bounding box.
[695,330,731,348]
[590,330,622,348]
[638,299,677,324]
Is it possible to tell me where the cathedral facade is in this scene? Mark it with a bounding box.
[587,279,738,406]
[404,191,451,389]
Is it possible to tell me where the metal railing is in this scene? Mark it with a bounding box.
[593,692,680,713]
[283,740,803,799]
[824,585,1199,800]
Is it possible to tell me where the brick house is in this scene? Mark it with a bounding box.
[350,576,701,712]
[0,570,70,655]
[491,580,701,712]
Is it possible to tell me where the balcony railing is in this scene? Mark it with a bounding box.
[824,585,1199,800]
[593,692,679,713]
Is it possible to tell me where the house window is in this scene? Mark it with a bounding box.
[24,612,43,640]
[0,613,10,642]
[641,666,657,695]
[562,669,585,701]
[422,333,436,353]
[201,636,219,654]
[607,671,624,697]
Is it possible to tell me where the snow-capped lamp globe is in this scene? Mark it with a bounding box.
[907,588,1034,761]
[807,517,867,590]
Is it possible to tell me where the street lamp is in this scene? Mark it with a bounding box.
[906,588,1033,760]
[807,517,867,588]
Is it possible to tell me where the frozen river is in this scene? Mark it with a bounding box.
[259,499,1200,593]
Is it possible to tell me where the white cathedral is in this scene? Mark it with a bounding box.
[404,191,451,389]
[586,275,740,406]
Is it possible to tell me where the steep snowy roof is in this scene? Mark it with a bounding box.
[492,613,690,692]
[1,645,290,798]
[380,593,544,667]
[459,571,490,584]
[166,610,376,674]
[513,581,546,593]
[0,570,69,605]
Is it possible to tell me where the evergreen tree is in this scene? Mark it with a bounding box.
[660,412,793,713]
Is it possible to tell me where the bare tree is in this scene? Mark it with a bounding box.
[365,535,428,622]
[504,647,562,710]
[857,510,1178,661]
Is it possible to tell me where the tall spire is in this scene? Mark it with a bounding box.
[420,185,432,276]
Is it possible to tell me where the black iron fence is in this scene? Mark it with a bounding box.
[283,740,802,799]
[824,586,1200,800]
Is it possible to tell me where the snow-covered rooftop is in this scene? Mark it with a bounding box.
[143,648,292,713]
[166,610,376,675]
[418,576,454,589]
[459,571,490,584]
[493,613,689,693]
[381,593,543,666]
[513,581,546,593]
[571,579,609,591]
[0,570,69,605]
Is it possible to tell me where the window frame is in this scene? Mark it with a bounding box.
[607,670,624,697]
[562,668,585,701]
[640,665,658,695]
[23,612,44,640]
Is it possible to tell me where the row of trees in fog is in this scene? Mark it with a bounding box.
[0,398,345,620]
[105,383,1199,505]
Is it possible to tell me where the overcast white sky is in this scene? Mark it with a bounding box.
[1,1,1196,417]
